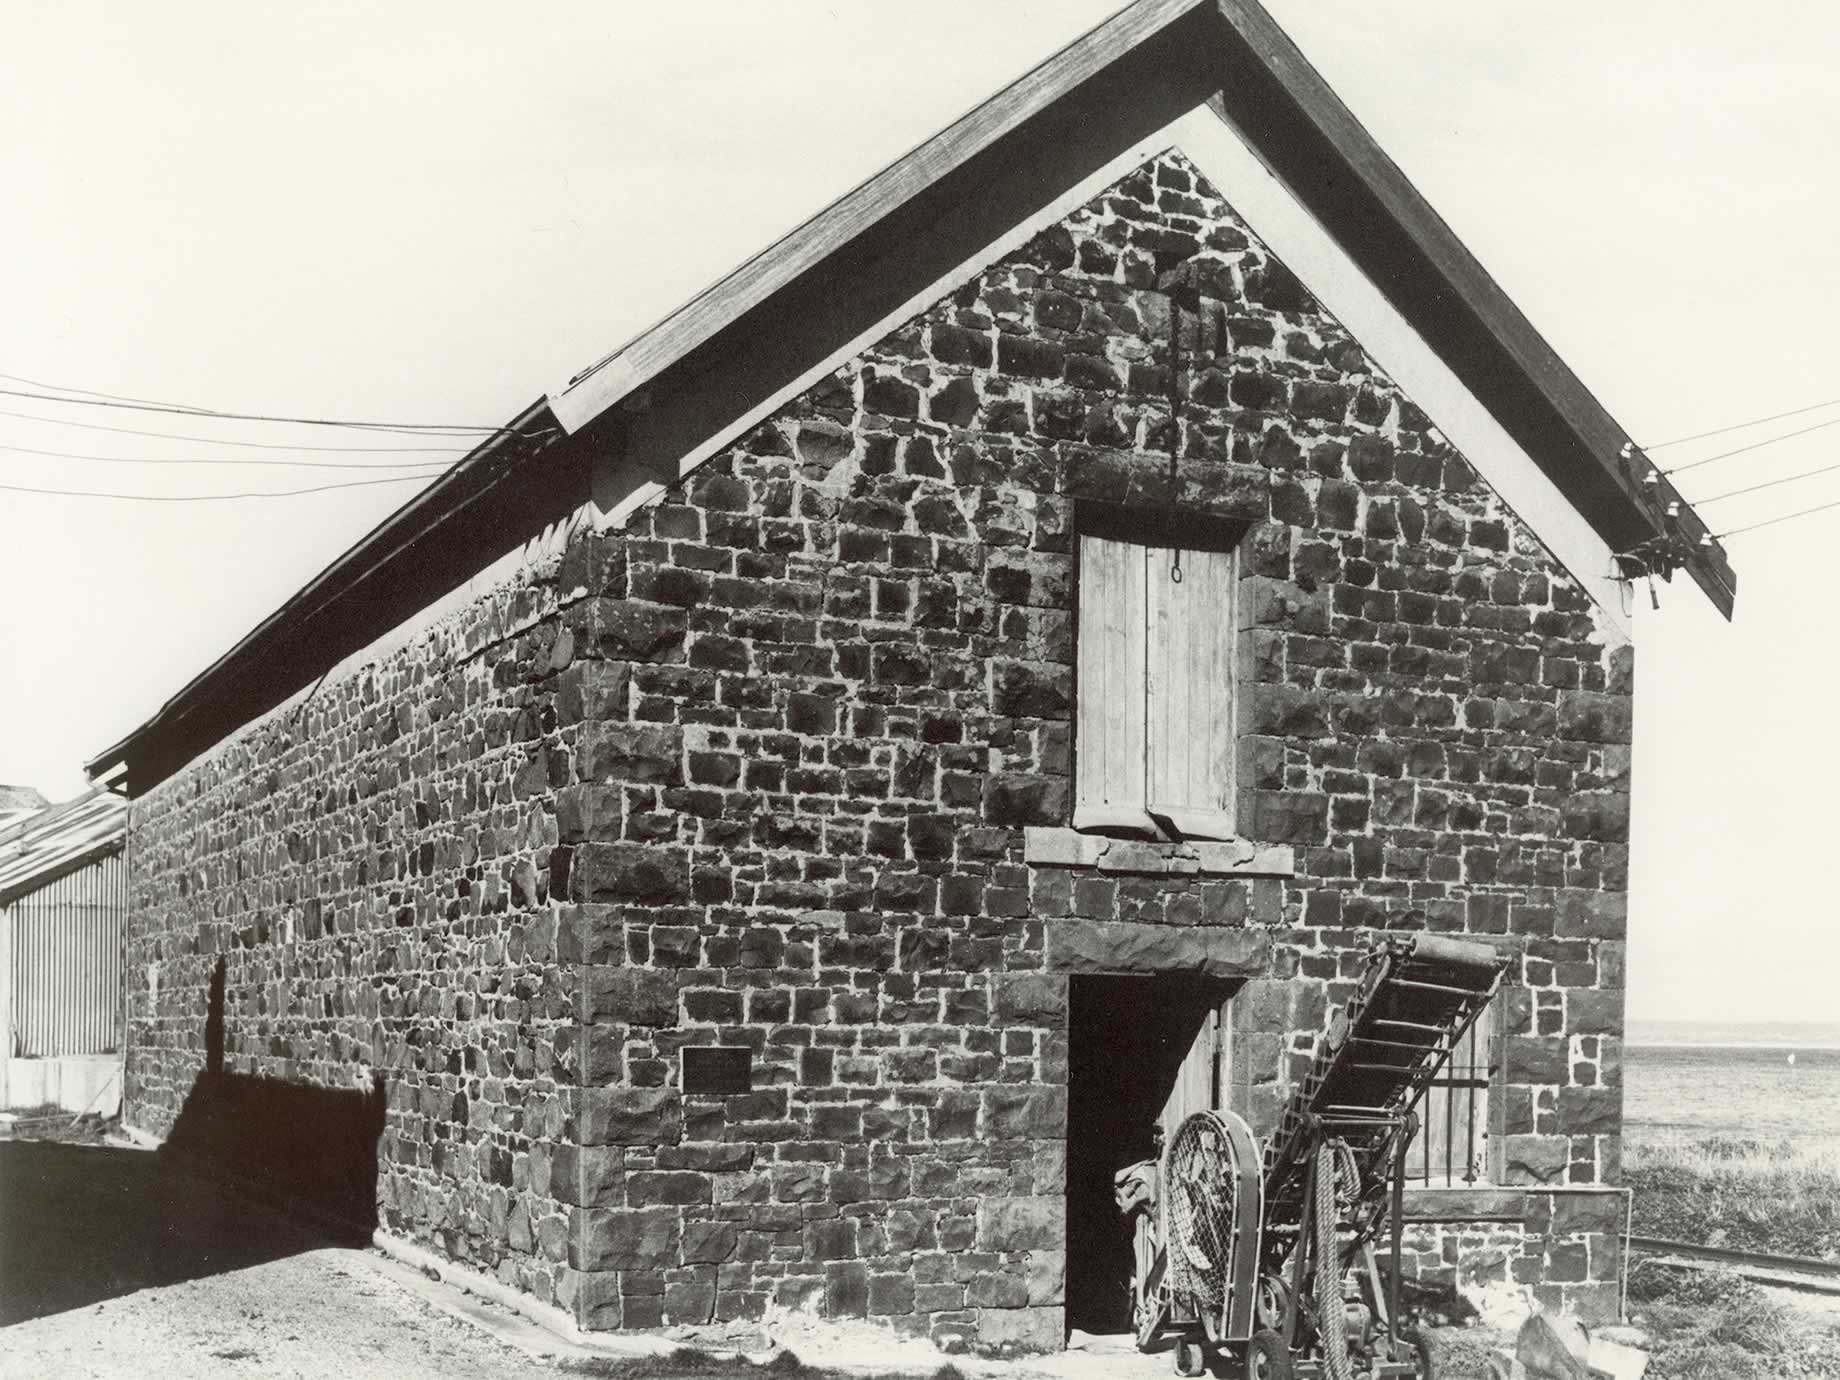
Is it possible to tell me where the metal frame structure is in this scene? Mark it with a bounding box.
[1131,934,1510,1378]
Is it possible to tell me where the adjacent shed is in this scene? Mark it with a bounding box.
[0,788,129,1114]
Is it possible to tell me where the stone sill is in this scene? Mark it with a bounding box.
[1402,1184,1629,1224]
[1402,1186,1527,1223]
[1023,827,1295,879]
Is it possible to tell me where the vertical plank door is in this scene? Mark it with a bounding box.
[1077,533,1148,815]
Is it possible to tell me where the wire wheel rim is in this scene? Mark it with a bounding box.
[1163,1112,1243,1319]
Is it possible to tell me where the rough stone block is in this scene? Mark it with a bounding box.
[992,659,1072,719]
[1515,1309,1590,1380]
[585,967,678,1026]
[869,1273,917,1316]
[1249,790,1329,845]
[1557,690,1632,745]
[982,1086,1066,1139]
[1549,1193,1625,1236]
[663,1280,715,1326]
[569,1269,623,1330]
[1502,1136,1570,1185]
[594,599,687,662]
[581,1087,681,1147]
[550,1144,625,1207]
[826,1261,869,1318]
[627,1170,712,1206]
[1566,989,1621,1037]
[968,1272,1028,1308]
[556,784,622,843]
[985,773,1069,827]
[572,1206,681,1270]
[975,1305,1063,1353]
[1555,890,1626,940]
[574,843,690,904]
[1560,793,1628,844]
[681,1221,738,1264]
[994,973,1067,1023]
[1026,1250,1065,1306]
[977,1196,1064,1251]
[579,723,683,785]
[556,660,631,727]
[1504,1037,1569,1085]
[1554,1088,1620,1137]
[1044,919,1269,978]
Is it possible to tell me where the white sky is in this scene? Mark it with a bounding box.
[1,3,1833,1025]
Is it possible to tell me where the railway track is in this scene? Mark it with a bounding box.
[1630,1234,1840,1292]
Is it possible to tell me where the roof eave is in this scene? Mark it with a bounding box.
[1205,0,1734,617]
[86,397,576,791]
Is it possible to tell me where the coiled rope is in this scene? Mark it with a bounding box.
[1315,1139,1353,1380]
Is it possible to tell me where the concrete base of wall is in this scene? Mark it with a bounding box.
[4,1055,121,1115]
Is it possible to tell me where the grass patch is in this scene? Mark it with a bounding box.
[1626,1262,1840,1378]
[1627,1135,1840,1260]
[564,1347,966,1380]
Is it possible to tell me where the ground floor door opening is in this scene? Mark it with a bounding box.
[1064,973,1238,1339]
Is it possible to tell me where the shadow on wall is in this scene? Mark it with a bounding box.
[162,956,389,1235]
[0,958,389,1325]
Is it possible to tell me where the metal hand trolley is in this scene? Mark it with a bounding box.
[1124,934,1508,1379]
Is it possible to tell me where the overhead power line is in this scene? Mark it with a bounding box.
[0,472,449,502]
[0,405,472,453]
[0,383,505,437]
[1718,494,1840,539]
[1647,394,1840,451]
[1692,457,1840,506]
[0,440,455,472]
[0,369,212,409]
[1662,414,1840,476]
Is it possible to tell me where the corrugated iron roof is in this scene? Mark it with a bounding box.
[0,788,129,906]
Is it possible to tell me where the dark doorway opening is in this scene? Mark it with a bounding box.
[1064,974,1237,1337]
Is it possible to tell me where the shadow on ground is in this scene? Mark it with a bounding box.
[1,1138,317,1324]
[0,959,387,1325]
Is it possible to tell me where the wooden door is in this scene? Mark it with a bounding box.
[1156,988,1234,1144]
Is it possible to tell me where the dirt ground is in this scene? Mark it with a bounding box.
[0,1137,1165,1380]
[0,1135,1528,1380]
[0,1136,605,1380]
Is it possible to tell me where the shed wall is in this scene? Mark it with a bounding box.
[6,851,125,1058]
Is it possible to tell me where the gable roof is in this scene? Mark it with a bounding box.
[87,0,1733,793]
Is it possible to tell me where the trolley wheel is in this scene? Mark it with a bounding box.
[1255,1272,1291,1332]
[1242,1329,1293,1380]
[1174,1338,1208,1377]
[1395,1326,1436,1379]
[1133,1252,1168,1351]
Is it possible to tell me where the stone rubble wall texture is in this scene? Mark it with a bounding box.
[124,149,1633,1343]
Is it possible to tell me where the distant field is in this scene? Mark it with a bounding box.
[1625,1042,1840,1149]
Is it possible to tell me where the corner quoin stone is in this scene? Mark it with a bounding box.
[571,1206,682,1270]
[580,1088,682,1146]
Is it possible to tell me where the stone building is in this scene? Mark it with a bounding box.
[91,0,1734,1351]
